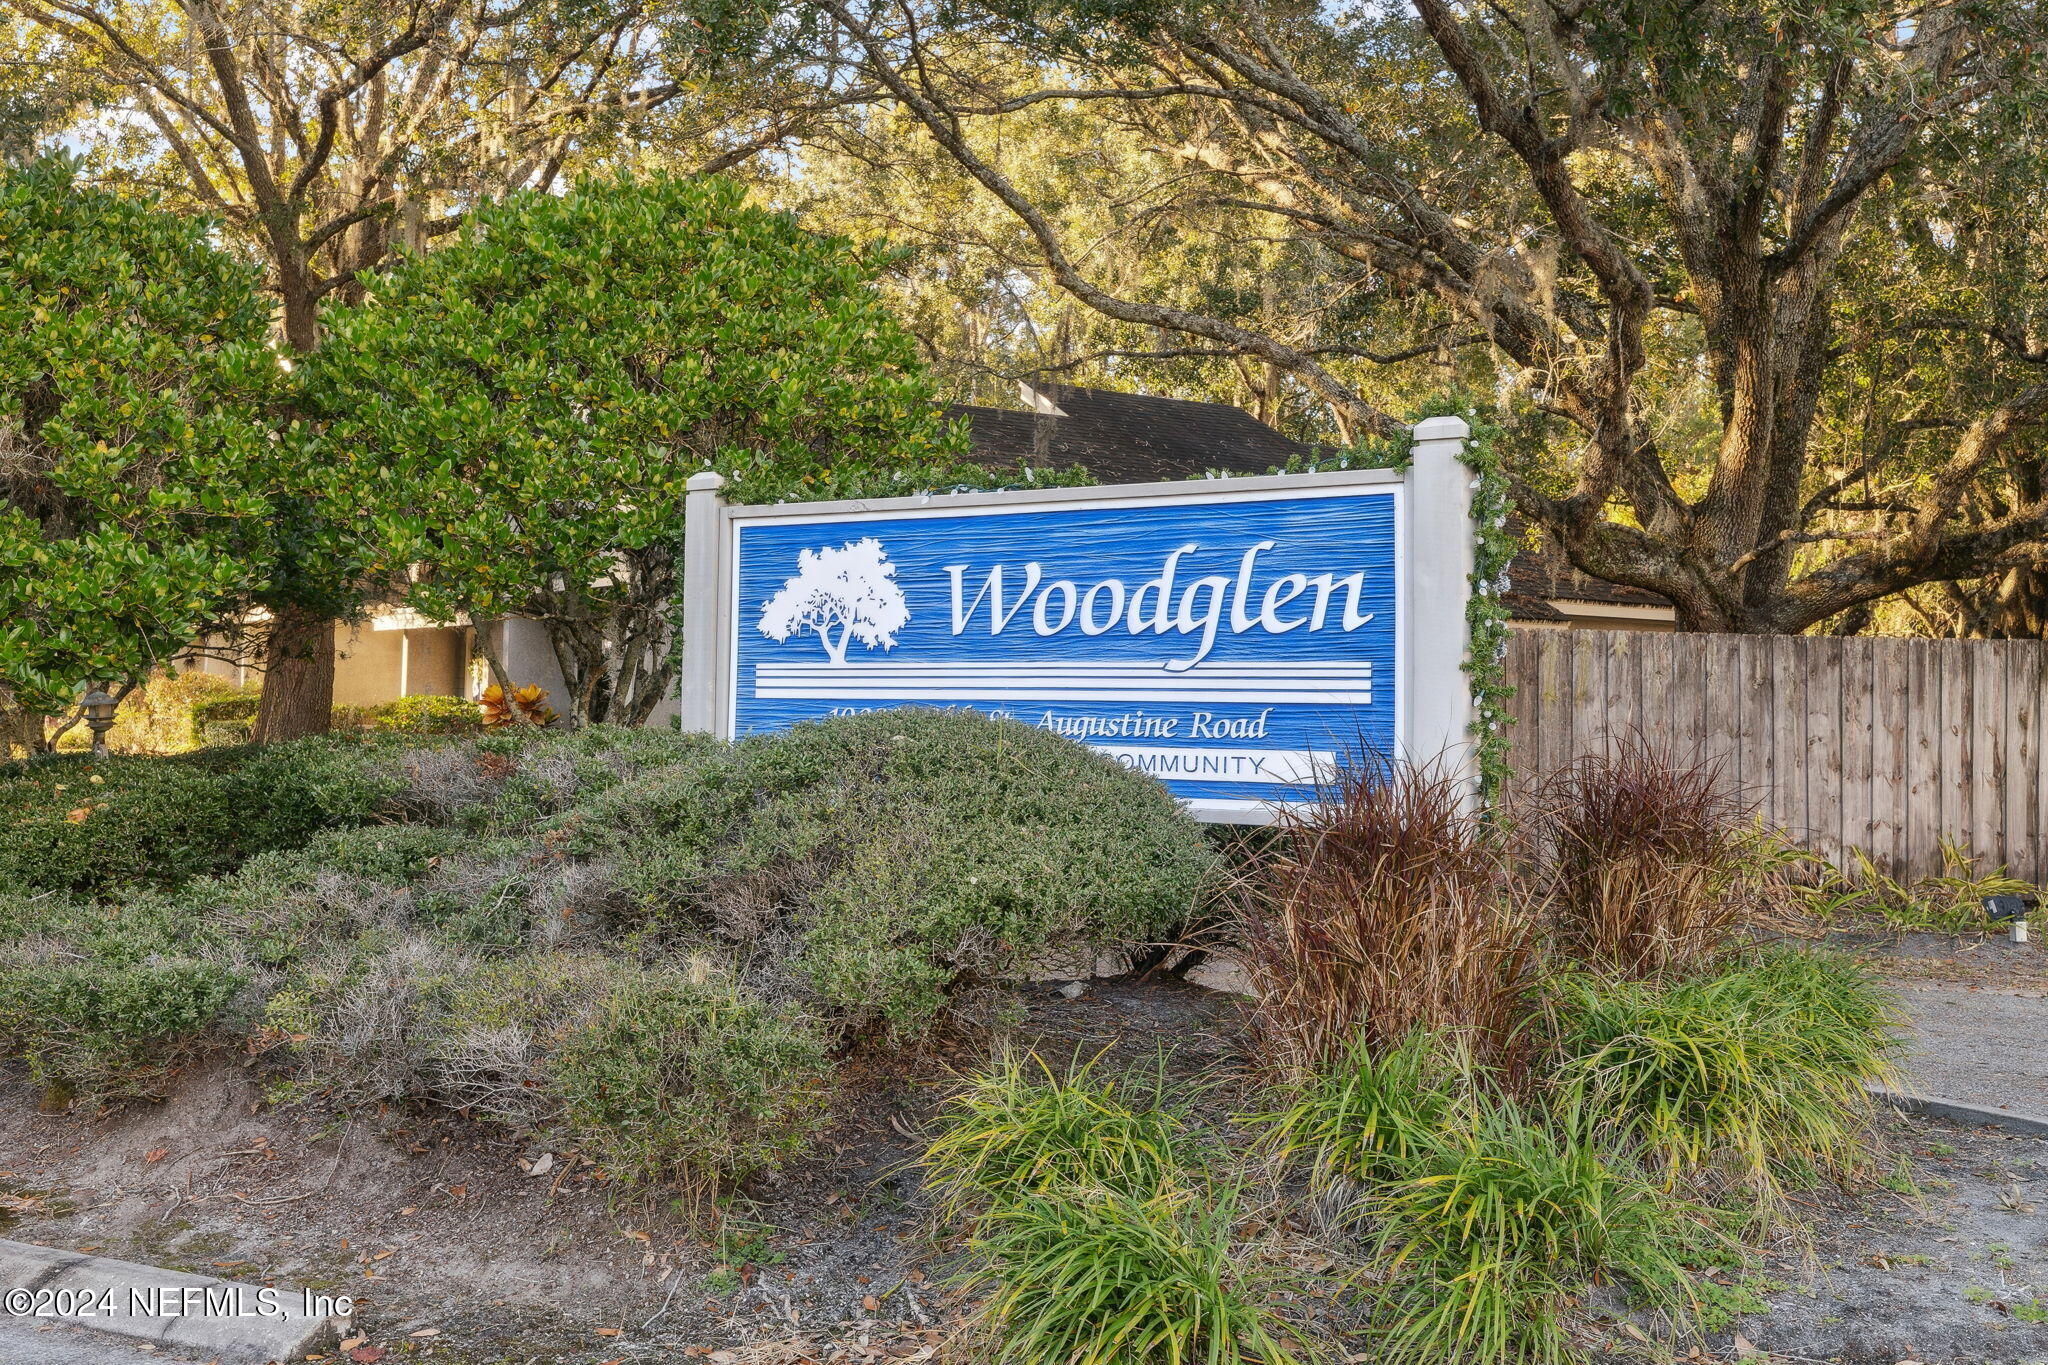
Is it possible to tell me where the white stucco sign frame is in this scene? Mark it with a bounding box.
[676,415,1474,822]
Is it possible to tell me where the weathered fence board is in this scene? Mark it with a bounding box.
[1504,629,2048,880]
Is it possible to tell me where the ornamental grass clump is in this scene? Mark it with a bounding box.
[920,1050,1193,1217]
[967,1182,1309,1365]
[1367,1090,1706,1365]
[1256,1029,1464,1214]
[1537,737,1754,978]
[1550,948,1901,1206]
[1239,761,1538,1077]
[927,1053,1309,1365]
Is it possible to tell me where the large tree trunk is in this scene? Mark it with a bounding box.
[251,604,335,743]
[252,254,340,741]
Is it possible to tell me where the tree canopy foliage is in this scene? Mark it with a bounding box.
[802,0,2048,633]
[0,159,284,723]
[1,0,878,737]
[303,174,972,726]
[9,0,2048,649]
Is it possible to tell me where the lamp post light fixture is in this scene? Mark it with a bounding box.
[80,688,118,759]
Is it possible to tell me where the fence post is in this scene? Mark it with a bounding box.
[1405,414,1477,792]
[678,470,727,734]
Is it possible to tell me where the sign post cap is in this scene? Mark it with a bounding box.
[1411,414,1471,442]
[687,470,727,492]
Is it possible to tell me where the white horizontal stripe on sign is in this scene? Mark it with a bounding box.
[753,661,1372,705]
[1092,746,1334,784]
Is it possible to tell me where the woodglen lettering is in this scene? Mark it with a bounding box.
[943,540,1375,670]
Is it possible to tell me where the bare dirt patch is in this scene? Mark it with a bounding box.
[1707,1111,2048,1365]
[0,978,1244,1364]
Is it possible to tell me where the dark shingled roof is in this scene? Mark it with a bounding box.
[954,382,1310,483]
[1502,518,1673,609]
[955,382,1673,619]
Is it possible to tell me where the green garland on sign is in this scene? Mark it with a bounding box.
[1445,405,1515,802]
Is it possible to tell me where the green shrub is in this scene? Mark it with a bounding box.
[385,725,717,833]
[921,1051,1193,1217]
[0,948,244,1097]
[1550,948,1900,1205]
[547,968,831,1187]
[350,694,484,736]
[190,688,262,746]
[274,950,830,1188]
[563,707,1217,1035]
[196,825,470,972]
[1366,1093,1703,1365]
[0,734,405,897]
[967,1182,1307,1365]
[0,754,247,895]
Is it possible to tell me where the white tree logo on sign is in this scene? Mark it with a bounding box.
[757,538,911,663]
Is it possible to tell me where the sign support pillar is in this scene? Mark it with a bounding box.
[678,470,727,734]
[1403,414,1476,792]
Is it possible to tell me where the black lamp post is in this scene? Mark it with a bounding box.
[80,688,117,759]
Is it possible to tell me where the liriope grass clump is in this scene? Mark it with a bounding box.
[1260,1029,1717,1364]
[1550,947,1901,1206]
[1257,1029,1462,1202]
[926,1051,1310,1365]
[920,1050,1194,1217]
[1366,1093,1707,1365]
[967,1182,1309,1365]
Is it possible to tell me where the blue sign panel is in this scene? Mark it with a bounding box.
[730,486,1401,809]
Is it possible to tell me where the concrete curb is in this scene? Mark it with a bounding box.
[1868,1085,2048,1139]
[0,1239,348,1364]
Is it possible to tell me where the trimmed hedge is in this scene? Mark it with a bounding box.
[0,735,405,897]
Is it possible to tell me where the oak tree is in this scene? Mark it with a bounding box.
[814,0,2048,632]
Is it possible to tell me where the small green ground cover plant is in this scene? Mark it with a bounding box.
[1756,830,2040,932]
[0,708,1215,1194]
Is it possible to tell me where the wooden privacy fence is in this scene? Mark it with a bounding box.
[1503,629,2048,881]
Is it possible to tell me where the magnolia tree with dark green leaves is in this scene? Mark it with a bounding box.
[306,174,974,727]
[0,160,285,752]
